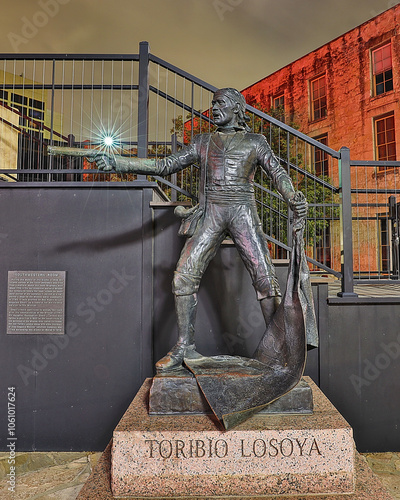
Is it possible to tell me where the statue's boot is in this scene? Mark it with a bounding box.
[254,296,289,367]
[156,294,203,373]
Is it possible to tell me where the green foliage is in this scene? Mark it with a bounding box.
[170,113,215,144]
[167,113,213,203]
[250,104,339,249]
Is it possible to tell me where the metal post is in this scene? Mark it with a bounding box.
[66,134,75,182]
[389,195,400,279]
[338,146,358,297]
[137,41,150,180]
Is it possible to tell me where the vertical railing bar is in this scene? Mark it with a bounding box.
[155,62,160,162]
[189,81,194,196]
[286,129,292,249]
[164,69,169,176]
[190,81,194,144]
[171,133,177,202]
[61,60,65,145]
[369,162,374,278]
[119,60,123,153]
[89,59,95,181]
[314,145,318,266]
[49,59,56,180]
[79,59,85,159]
[181,77,186,202]
[130,58,135,159]
[338,146,357,296]
[69,60,75,176]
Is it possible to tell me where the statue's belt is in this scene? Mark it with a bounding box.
[205,187,255,204]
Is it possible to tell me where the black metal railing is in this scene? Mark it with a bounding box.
[1,42,400,293]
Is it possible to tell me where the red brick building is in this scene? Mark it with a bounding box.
[242,5,400,277]
[242,5,400,166]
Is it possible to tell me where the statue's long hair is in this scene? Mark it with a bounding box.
[217,88,251,131]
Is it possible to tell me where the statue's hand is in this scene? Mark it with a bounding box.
[95,154,116,172]
[289,191,308,219]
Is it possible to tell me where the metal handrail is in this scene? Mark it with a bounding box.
[0,53,140,61]
[350,160,400,167]
[246,103,341,158]
[149,54,218,94]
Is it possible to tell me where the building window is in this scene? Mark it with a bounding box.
[314,134,329,177]
[380,218,391,276]
[273,94,285,122]
[273,94,284,108]
[310,75,327,121]
[375,113,396,164]
[11,93,28,112]
[1,92,46,134]
[29,98,45,111]
[0,89,8,104]
[372,43,393,96]
[28,109,44,120]
[315,224,331,269]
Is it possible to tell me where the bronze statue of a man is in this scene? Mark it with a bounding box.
[97,88,307,373]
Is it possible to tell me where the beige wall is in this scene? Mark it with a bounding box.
[0,106,19,181]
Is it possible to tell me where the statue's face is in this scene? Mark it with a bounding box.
[212,91,239,128]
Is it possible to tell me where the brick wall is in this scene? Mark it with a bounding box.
[243,5,400,162]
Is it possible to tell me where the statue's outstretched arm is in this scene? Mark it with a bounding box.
[95,140,200,177]
[96,155,159,174]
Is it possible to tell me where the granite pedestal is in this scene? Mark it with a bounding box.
[77,444,393,500]
[110,377,356,498]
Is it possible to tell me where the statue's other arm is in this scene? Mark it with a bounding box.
[258,136,307,218]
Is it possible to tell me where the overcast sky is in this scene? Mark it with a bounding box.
[0,0,398,89]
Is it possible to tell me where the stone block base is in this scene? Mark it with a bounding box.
[149,370,313,415]
[110,377,356,498]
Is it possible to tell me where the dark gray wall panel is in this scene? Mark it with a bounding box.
[320,302,400,452]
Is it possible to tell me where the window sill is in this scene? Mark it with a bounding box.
[369,89,395,102]
[308,117,328,125]
[372,167,397,178]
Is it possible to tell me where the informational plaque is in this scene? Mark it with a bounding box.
[7,271,66,335]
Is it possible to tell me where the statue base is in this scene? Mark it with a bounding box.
[77,445,393,500]
[109,377,357,497]
[149,368,313,415]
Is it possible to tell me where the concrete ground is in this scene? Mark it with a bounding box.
[0,451,399,500]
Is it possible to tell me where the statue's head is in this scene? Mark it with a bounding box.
[212,88,250,130]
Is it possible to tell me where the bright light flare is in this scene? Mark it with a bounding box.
[103,136,115,147]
